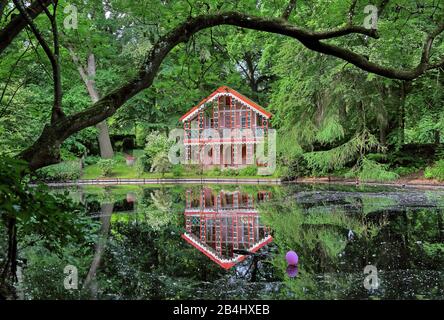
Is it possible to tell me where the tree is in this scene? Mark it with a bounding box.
[151,152,172,177]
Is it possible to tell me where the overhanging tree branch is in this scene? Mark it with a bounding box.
[421,21,444,65]
[0,0,51,54]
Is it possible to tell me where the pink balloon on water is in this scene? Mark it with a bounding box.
[286,251,299,265]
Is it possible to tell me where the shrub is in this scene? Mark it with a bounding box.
[394,166,418,177]
[142,131,173,172]
[135,155,146,177]
[285,155,310,179]
[221,168,239,176]
[112,152,126,163]
[172,164,184,177]
[36,161,82,182]
[84,155,101,166]
[354,157,399,182]
[206,167,221,177]
[97,159,115,177]
[424,160,444,181]
[366,153,387,162]
[186,164,200,174]
[150,152,172,177]
[239,165,258,176]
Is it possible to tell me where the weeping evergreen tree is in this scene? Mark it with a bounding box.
[266,40,406,180]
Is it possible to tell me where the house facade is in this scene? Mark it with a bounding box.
[180,86,272,168]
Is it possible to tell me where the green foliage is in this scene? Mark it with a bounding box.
[142,131,173,172]
[435,144,444,160]
[206,167,221,177]
[35,161,82,182]
[352,157,399,182]
[221,168,239,177]
[393,166,418,177]
[303,131,381,175]
[366,153,387,162]
[84,155,101,166]
[424,160,444,181]
[238,165,258,176]
[315,115,345,144]
[21,246,92,299]
[0,156,98,255]
[150,152,172,177]
[422,242,444,264]
[171,164,184,177]
[97,159,115,177]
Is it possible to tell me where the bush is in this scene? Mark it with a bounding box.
[285,155,310,179]
[206,167,221,176]
[141,131,173,172]
[424,160,444,181]
[84,155,101,166]
[113,153,126,163]
[239,165,258,176]
[135,155,146,177]
[186,164,202,175]
[221,168,239,176]
[172,164,184,177]
[97,159,115,177]
[353,157,399,182]
[366,153,387,162]
[36,161,82,182]
[394,166,418,176]
[150,152,172,177]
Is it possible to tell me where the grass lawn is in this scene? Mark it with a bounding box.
[81,153,280,180]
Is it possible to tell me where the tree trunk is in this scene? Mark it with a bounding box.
[434,130,440,144]
[0,217,18,299]
[69,50,114,159]
[97,121,114,159]
[86,54,114,159]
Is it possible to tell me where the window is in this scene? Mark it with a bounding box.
[225,113,231,128]
[241,115,247,128]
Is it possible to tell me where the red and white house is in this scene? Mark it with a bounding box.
[181,188,273,269]
[180,86,272,168]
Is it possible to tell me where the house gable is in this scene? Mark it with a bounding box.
[180,86,272,123]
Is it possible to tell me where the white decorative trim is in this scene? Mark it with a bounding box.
[183,233,240,263]
[182,233,272,263]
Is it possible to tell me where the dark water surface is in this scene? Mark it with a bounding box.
[27,184,444,299]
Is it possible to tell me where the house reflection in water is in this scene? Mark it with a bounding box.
[181,188,273,269]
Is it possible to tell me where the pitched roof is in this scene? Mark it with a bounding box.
[180,86,272,122]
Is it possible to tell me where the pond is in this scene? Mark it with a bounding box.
[21,184,444,300]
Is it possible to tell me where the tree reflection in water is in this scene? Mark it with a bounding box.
[14,184,444,299]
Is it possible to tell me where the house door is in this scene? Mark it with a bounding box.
[242,145,247,165]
